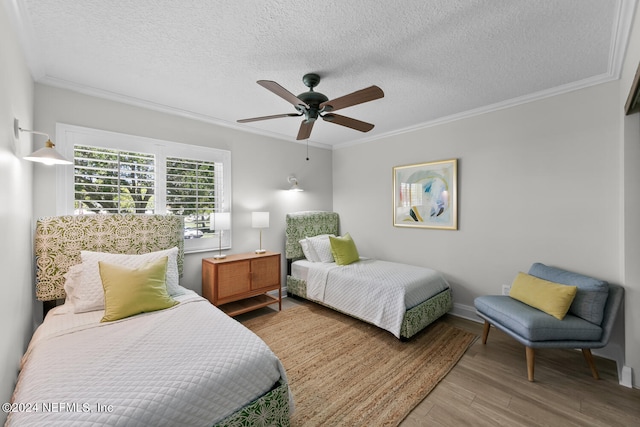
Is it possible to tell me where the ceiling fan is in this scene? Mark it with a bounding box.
[238,73,384,140]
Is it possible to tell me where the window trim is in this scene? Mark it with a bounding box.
[55,123,232,253]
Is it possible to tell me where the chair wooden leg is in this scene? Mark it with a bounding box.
[526,347,535,382]
[481,320,491,344]
[582,349,600,380]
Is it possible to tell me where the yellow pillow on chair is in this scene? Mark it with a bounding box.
[509,272,577,320]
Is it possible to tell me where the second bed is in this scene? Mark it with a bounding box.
[285,211,453,340]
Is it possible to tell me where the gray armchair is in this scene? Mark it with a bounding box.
[474,263,624,382]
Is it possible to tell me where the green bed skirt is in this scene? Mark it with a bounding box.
[286,275,453,340]
[215,378,290,427]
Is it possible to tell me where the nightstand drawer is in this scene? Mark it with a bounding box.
[202,251,281,316]
[217,260,251,299]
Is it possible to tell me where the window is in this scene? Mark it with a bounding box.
[74,145,156,214]
[56,124,231,253]
[165,156,221,240]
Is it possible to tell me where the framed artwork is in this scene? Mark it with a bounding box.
[625,61,640,115]
[393,159,457,230]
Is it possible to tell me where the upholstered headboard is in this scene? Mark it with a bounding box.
[285,211,339,260]
[35,214,184,301]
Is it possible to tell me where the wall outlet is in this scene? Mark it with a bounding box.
[501,284,511,295]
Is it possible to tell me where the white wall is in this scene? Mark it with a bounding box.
[32,84,333,296]
[622,3,640,388]
[6,2,637,402]
[0,3,35,423]
[333,81,631,378]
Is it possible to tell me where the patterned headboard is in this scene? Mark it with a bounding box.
[285,211,339,260]
[35,214,184,301]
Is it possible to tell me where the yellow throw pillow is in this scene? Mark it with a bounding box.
[509,272,577,320]
[99,257,178,322]
[329,233,360,266]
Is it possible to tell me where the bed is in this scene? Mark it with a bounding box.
[285,211,453,340]
[7,214,291,427]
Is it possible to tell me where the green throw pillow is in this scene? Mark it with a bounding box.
[99,257,178,322]
[509,272,577,320]
[329,233,360,266]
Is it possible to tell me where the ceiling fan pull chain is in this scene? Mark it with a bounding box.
[306,140,309,161]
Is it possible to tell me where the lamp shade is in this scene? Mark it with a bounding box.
[23,140,73,165]
[252,212,269,228]
[210,212,231,231]
[14,120,72,166]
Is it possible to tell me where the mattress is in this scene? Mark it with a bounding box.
[6,289,291,427]
[291,258,450,338]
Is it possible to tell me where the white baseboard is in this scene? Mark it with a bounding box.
[449,302,482,323]
[620,366,634,388]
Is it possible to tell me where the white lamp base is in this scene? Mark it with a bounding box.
[213,254,226,259]
[255,249,266,254]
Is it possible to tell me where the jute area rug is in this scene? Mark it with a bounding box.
[243,303,476,426]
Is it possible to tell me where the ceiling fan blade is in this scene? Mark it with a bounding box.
[237,113,302,123]
[296,119,315,140]
[257,80,309,109]
[320,85,384,112]
[322,113,375,132]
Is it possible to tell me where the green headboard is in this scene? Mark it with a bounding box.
[35,214,184,301]
[285,211,339,260]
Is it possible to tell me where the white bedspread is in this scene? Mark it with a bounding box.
[302,259,450,338]
[6,290,290,427]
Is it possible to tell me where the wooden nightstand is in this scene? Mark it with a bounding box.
[202,251,281,316]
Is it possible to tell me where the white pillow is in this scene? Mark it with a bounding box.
[307,234,335,263]
[57,263,83,314]
[74,247,180,313]
[299,238,321,262]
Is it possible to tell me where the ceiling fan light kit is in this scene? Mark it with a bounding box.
[238,73,384,142]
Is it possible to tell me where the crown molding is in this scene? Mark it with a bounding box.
[38,75,334,151]
[334,72,619,150]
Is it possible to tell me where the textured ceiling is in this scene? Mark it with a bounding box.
[6,0,637,148]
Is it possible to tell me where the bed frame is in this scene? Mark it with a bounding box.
[33,214,290,426]
[285,210,453,340]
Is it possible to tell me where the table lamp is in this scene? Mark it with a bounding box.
[210,212,231,259]
[252,212,269,254]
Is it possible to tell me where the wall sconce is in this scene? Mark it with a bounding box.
[251,212,269,254]
[210,212,231,259]
[14,119,72,165]
[288,175,304,192]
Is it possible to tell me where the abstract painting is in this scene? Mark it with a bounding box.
[393,159,457,229]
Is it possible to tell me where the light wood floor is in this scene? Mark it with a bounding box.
[402,314,640,427]
[239,297,640,427]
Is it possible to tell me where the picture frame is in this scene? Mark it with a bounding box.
[625,61,640,115]
[393,159,457,230]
